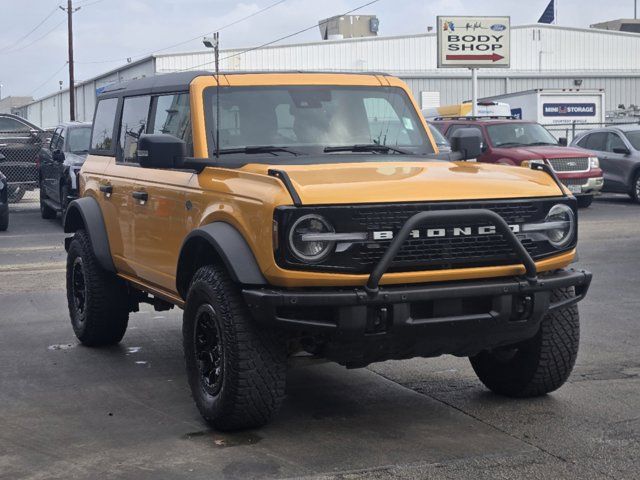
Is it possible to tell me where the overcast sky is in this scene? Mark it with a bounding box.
[0,0,636,99]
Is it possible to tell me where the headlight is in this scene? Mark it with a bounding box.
[544,204,575,248]
[589,156,599,169]
[288,214,335,263]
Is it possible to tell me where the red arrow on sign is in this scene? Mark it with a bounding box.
[446,53,505,62]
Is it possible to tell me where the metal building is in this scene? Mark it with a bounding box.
[17,23,640,128]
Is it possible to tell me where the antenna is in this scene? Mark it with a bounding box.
[203,32,221,159]
[214,32,220,160]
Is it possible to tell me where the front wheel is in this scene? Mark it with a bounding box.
[630,171,640,204]
[183,264,287,431]
[470,287,579,397]
[66,230,129,346]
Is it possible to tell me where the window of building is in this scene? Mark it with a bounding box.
[90,98,118,152]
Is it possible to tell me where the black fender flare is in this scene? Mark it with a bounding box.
[63,197,115,272]
[176,222,267,296]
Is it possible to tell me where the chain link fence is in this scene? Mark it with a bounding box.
[542,119,640,144]
[0,129,52,211]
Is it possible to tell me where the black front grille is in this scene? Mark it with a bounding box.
[561,178,588,187]
[275,198,576,274]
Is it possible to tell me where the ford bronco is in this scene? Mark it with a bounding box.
[64,71,591,431]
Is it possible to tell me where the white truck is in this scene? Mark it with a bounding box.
[480,89,606,142]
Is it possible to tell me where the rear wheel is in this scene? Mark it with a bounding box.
[183,264,287,431]
[630,171,640,204]
[470,287,579,397]
[40,184,56,219]
[66,230,129,346]
[0,206,8,231]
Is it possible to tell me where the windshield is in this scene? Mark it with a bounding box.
[624,130,640,150]
[486,123,558,148]
[67,127,91,153]
[204,85,434,157]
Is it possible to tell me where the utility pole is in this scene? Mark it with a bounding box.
[60,1,80,121]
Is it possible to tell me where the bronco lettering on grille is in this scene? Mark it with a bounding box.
[372,224,521,241]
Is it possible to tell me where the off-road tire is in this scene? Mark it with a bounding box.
[183,264,287,431]
[66,230,129,346]
[40,185,56,219]
[0,206,8,231]
[630,171,640,204]
[576,194,593,208]
[470,287,579,397]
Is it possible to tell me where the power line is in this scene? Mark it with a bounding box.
[0,5,61,53]
[184,0,382,71]
[75,0,288,65]
[29,61,69,95]
[0,19,66,55]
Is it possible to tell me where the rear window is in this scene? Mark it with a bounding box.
[624,130,640,150]
[91,98,118,152]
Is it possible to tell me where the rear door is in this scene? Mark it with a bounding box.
[603,132,634,190]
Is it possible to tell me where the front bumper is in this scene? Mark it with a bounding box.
[557,171,604,195]
[244,268,591,365]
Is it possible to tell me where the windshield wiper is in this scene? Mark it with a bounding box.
[495,142,525,148]
[527,142,558,146]
[323,144,409,154]
[218,146,301,156]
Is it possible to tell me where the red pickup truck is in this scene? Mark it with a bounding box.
[431,117,603,207]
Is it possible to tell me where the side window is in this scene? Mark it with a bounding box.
[605,132,626,152]
[119,95,151,163]
[575,134,590,148]
[91,98,119,152]
[151,93,192,154]
[50,127,62,150]
[584,132,607,151]
[0,117,29,132]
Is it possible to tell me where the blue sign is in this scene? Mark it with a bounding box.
[511,108,522,119]
[491,24,507,31]
[543,103,596,117]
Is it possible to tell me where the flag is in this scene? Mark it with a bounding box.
[538,0,555,24]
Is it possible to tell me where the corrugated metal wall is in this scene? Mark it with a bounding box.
[18,24,640,127]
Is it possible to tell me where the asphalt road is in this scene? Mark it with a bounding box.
[1,196,639,480]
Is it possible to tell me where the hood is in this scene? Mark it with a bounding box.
[63,152,88,166]
[242,158,564,205]
[491,145,591,160]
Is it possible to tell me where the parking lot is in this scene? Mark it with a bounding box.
[0,195,637,480]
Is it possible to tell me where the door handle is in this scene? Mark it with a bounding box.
[99,184,113,196]
[132,191,148,202]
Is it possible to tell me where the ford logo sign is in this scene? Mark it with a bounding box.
[491,24,506,31]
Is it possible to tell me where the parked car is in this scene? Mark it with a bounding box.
[0,154,8,231]
[0,113,48,203]
[63,71,591,431]
[38,122,92,219]
[428,123,451,153]
[431,117,604,208]
[571,125,640,203]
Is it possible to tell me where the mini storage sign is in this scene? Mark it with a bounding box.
[437,16,510,68]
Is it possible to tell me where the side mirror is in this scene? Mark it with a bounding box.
[558,137,568,147]
[449,128,483,160]
[613,147,630,155]
[53,150,65,162]
[137,134,186,169]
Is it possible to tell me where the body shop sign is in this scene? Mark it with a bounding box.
[437,16,510,68]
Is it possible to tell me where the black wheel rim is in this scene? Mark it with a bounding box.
[71,257,87,322]
[635,177,640,200]
[194,304,224,396]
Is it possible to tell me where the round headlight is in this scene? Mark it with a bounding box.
[545,204,575,248]
[288,214,335,263]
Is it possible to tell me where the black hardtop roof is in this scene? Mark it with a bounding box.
[97,70,393,99]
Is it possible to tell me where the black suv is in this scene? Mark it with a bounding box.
[0,113,48,203]
[38,122,92,219]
